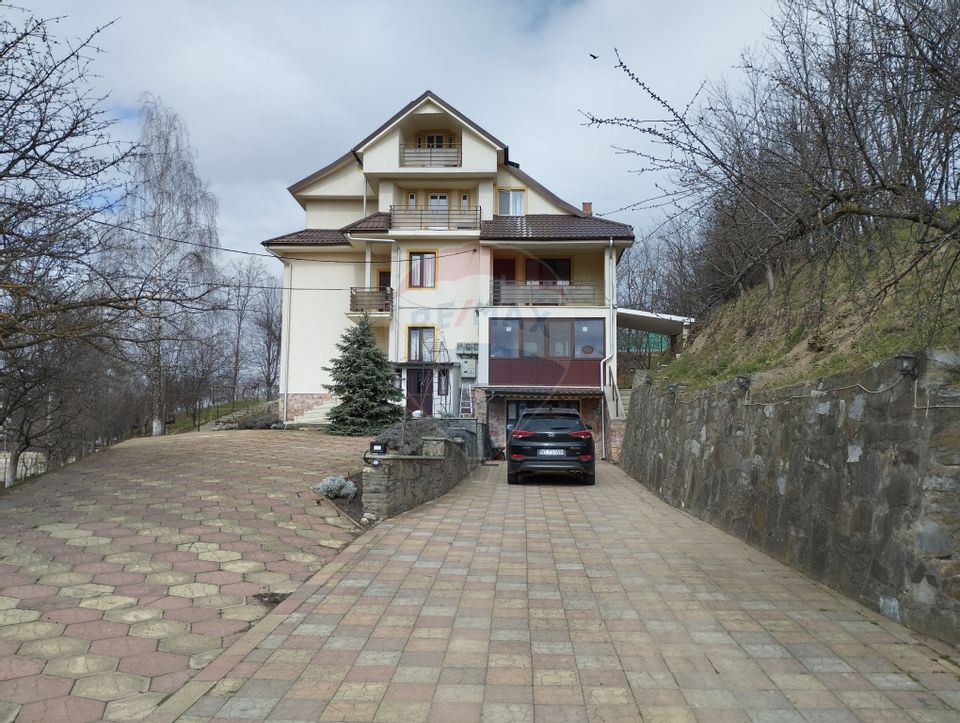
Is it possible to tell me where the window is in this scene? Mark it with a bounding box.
[409,252,436,288]
[547,319,572,358]
[525,258,571,285]
[437,369,449,396]
[407,192,416,208]
[425,133,445,148]
[408,327,435,362]
[460,192,469,209]
[575,320,604,358]
[521,320,545,358]
[498,189,525,216]
[490,319,520,358]
[490,318,602,360]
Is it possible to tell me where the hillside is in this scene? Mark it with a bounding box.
[658,240,960,390]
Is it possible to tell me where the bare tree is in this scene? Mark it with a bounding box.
[223,257,264,403]
[250,275,282,397]
[119,94,220,435]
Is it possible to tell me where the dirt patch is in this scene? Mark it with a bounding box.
[325,472,364,524]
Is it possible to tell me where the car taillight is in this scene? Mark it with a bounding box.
[511,429,534,439]
[568,430,592,439]
[578,454,593,461]
[510,453,524,461]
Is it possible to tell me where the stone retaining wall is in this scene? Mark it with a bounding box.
[621,350,960,645]
[362,437,478,518]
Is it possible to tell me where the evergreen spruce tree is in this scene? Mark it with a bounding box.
[323,317,404,435]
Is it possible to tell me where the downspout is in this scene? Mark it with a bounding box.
[598,237,616,459]
[280,257,293,426]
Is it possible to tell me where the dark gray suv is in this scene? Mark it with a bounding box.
[506,408,596,485]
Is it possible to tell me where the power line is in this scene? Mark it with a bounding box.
[90,218,482,265]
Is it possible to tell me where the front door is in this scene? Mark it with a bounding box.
[406,368,433,416]
[492,258,516,304]
[378,270,391,289]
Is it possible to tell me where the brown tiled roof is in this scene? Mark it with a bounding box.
[480,215,634,241]
[261,229,348,247]
[341,212,390,232]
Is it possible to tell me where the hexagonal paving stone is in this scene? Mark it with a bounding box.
[78,595,137,611]
[36,572,93,587]
[123,561,171,574]
[64,536,113,547]
[220,560,265,574]
[176,542,218,553]
[103,692,166,722]
[168,582,218,599]
[0,621,65,641]
[63,621,129,640]
[47,528,92,539]
[0,609,41,626]
[244,571,289,585]
[157,633,220,655]
[59,583,115,598]
[193,594,245,609]
[0,673,72,703]
[0,596,17,610]
[17,636,90,659]
[73,671,149,701]
[103,607,163,624]
[117,651,188,676]
[144,570,194,586]
[43,653,119,678]
[129,620,189,639]
[103,552,149,564]
[221,604,268,622]
[0,655,43,680]
[0,701,19,723]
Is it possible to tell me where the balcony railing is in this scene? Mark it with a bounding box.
[490,280,604,306]
[390,206,481,230]
[400,143,462,167]
[349,287,392,313]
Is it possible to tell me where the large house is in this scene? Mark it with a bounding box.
[265,91,688,457]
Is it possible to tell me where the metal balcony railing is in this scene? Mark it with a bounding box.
[490,280,604,306]
[349,287,392,313]
[390,206,481,230]
[399,143,462,167]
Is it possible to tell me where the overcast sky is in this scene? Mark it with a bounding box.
[30,0,775,264]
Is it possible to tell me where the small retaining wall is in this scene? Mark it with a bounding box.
[362,437,478,518]
[621,350,960,645]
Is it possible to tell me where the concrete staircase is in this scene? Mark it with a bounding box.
[615,387,633,420]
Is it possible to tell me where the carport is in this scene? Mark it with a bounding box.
[616,308,694,356]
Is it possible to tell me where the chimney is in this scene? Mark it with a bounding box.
[582,202,593,216]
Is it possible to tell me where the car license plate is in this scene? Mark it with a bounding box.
[537,449,565,457]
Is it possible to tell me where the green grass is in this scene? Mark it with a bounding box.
[658,236,960,391]
[169,399,262,434]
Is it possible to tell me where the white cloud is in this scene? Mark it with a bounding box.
[30,0,774,261]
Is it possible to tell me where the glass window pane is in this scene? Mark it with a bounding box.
[490,319,519,358]
[521,319,545,358]
[510,190,524,215]
[575,319,604,358]
[422,253,435,286]
[498,190,510,214]
[421,328,434,361]
[410,254,422,287]
[548,320,572,358]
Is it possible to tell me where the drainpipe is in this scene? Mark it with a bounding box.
[598,237,616,459]
[280,257,293,426]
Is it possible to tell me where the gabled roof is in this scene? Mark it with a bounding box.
[262,228,348,247]
[480,214,634,241]
[352,90,507,154]
[262,212,391,248]
[505,164,585,218]
[288,91,507,195]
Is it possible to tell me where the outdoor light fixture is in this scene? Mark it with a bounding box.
[369,441,386,454]
[667,383,679,396]
[736,373,751,390]
[644,374,654,386]
[895,351,919,376]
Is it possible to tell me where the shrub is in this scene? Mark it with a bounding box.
[311,475,357,501]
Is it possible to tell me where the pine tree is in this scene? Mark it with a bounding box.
[323,317,404,435]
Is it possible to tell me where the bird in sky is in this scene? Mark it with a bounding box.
[589,53,599,59]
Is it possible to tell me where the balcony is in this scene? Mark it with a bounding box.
[400,143,462,167]
[348,287,392,324]
[491,280,604,306]
[390,206,481,230]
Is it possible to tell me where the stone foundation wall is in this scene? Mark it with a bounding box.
[283,393,336,422]
[362,438,478,518]
[621,350,960,645]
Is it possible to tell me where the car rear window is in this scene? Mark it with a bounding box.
[517,416,585,432]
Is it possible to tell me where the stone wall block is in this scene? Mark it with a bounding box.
[621,350,960,646]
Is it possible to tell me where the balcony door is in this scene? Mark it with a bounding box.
[492,258,516,304]
[406,369,433,416]
[427,193,448,229]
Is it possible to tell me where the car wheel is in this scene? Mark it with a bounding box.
[507,471,519,485]
[583,474,595,486]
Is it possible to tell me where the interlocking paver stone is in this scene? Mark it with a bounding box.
[0,430,368,717]
[181,462,960,723]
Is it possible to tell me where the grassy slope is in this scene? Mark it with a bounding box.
[660,240,960,390]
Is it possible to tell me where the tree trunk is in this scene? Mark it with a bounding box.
[4,445,24,489]
[765,261,776,296]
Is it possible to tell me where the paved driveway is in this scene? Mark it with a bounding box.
[173,462,960,723]
[0,431,369,722]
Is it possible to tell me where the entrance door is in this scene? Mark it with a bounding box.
[378,270,391,289]
[406,368,433,415]
[428,193,448,229]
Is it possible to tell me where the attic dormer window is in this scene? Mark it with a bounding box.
[498,189,525,216]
